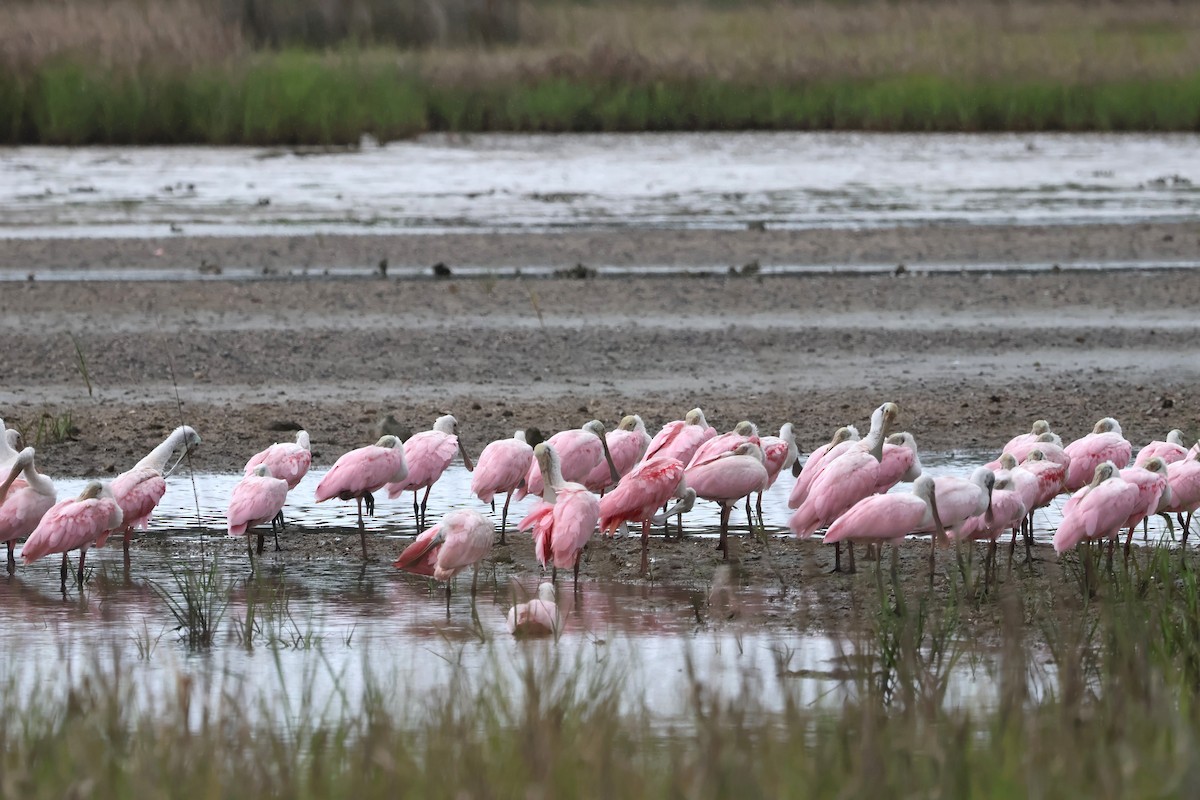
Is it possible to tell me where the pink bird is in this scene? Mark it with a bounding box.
[385,415,475,530]
[0,448,56,574]
[823,475,946,580]
[0,421,23,478]
[1053,463,1139,560]
[516,420,617,502]
[873,432,923,494]
[598,455,692,576]
[684,442,768,559]
[1063,418,1132,491]
[243,429,312,534]
[642,408,717,465]
[686,421,758,469]
[582,415,651,494]
[227,465,289,563]
[244,430,312,489]
[507,582,560,636]
[1118,458,1171,556]
[991,453,1044,562]
[754,422,799,521]
[394,509,494,612]
[518,443,600,584]
[315,435,409,559]
[1165,449,1200,550]
[1135,430,1188,467]
[470,430,534,543]
[950,481,1027,586]
[23,480,123,589]
[108,425,202,568]
[790,402,897,509]
[993,420,1061,466]
[909,467,996,579]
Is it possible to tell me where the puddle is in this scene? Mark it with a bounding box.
[2,132,1197,239]
[0,450,1129,729]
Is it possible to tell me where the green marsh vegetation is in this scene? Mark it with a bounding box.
[5,544,1200,797]
[2,0,1199,144]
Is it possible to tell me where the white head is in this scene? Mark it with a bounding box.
[886,432,917,451]
[733,421,757,437]
[536,582,556,603]
[514,430,527,443]
[998,453,1018,470]
[583,420,606,439]
[685,408,709,428]
[1093,417,1122,436]
[1141,457,1168,476]
[253,464,273,478]
[618,415,646,433]
[1166,430,1185,446]
[778,422,795,443]
[433,415,458,435]
[1031,420,1051,436]
[733,442,765,464]
[375,435,402,449]
[831,426,857,446]
[1090,461,1118,486]
[296,430,311,450]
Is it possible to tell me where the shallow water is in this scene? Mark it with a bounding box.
[1,450,1144,729]
[2,132,1197,239]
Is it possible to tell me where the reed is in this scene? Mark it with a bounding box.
[2,1,1198,142]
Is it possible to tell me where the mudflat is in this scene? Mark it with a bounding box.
[1,222,1197,478]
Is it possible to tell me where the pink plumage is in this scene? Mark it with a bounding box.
[686,428,756,470]
[1135,439,1188,467]
[0,484,55,547]
[823,490,932,545]
[22,485,122,565]
[582,424,650,493]
[1063,420,1132,491]
[385,430,460,499]
[1053,474,1140,553]
[518,486,599,571]
[643,414,716,466]
[1119,463,1171,530]
[685,448,767,505]
[914,469,994,533]
[873,435,921,494]
[598,457,686,534]
[788,449,879,538]
[1165,457,1200,515]
[244,432,311,490]
[108,467,167,537]
[227,469,289,537]
[788,439,858,509]
[314,437,407,503]
[471,434,533,504]
[393,509,493,582]
[951,489,1027,541]
[507,583,559,635]
[517,426,605,501]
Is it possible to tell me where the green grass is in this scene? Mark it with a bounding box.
[3,54,1198,144]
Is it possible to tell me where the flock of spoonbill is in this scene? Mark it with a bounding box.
[3,407,1200,628]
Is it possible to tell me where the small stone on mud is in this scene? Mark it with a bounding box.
[268,420,303,432]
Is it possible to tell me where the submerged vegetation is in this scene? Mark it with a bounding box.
[5,545,1200,796]
[2,0,1199,143]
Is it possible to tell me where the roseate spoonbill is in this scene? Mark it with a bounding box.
[990,453,1042,563]
[23,481,123,590]
[756,422,799,520]
[518,443,600,584]
[471,431,534,543]
[790,403,896,509]
[1053,463,1139,571]
[789,403,899,571]
[582,415,651,493]
[598,455,692,576]
[315,435,408,559]
[874,432,923,494]
[0,421,23,475]
[507,582,560,636]
[950,479,1027,587]
[643,408,717,463]
[687,421,758,469]
[385,415,475,530]
[1119,458,1171,557]
[1024,433,1071,469]
[227,465,289,563]
[109,425,202,569]
[1063,418,1132,491]
[823,475,947,582]
[910,467,995,581]
[394,509,493,613]
[1135,430,1188,466]
[0,448,56,574]
[244,430,311,530]
[683,442,768,559]
[1001,420,1061,458]
[1165,448,1200,551]
[517,420,618,501]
